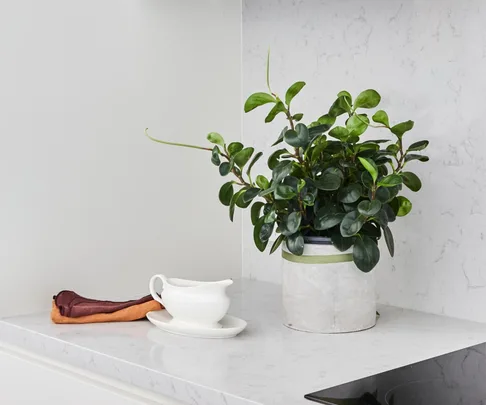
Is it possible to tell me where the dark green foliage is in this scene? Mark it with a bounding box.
[147,55,429,273]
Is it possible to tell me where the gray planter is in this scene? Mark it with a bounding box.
[282,237,376,333]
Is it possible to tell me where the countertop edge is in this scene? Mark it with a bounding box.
[0,319,260,405]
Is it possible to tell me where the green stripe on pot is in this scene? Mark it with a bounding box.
[282,250,353,264]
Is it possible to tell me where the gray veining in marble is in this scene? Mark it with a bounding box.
[2,279,486,405]
[242,0,486,322]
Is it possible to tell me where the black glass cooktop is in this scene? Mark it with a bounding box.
[305,342,486,405]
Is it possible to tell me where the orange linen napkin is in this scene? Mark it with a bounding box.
[51,299,162,324]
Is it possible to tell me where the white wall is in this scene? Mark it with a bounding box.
[242,0,486,322]
[0,0,241,315]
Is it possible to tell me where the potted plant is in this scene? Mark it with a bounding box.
[145,58,429,334]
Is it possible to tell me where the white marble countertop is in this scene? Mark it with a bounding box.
[2,279,486,405]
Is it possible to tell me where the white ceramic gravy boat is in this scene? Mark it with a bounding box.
[149,275,233,329]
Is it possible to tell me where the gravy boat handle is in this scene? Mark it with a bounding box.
[149,274,167,306]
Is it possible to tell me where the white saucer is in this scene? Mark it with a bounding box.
[146,310,247,339]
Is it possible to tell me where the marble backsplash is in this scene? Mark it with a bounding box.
[242,0,486,322]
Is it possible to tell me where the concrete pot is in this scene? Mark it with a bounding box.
[282,237,376,333]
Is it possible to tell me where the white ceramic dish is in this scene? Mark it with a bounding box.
[147,310,247,339]
[149,274,233,329]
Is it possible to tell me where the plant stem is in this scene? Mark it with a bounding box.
[395,139,405,172]
[352,113,388,129]
[144,129,213,151]
[284,108,295,131]
[282,107,308,168]
[220,152,250,187]
[266,48,272,94]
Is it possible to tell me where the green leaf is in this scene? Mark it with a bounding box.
[346,114,369,137]
[268,148,288,170]
[407,140,429,152]
[362,139,390,144]
[286,232,304,255]
[311,136,328,163]
[274,184,296,200]
[285,81,306,105]
[244,92,276,113]
[391,120,414,138]
[264,208,277,224]
[386,144,399,154]
[270,234,285,254]
[375,156,392,166]
[372,110,390,127]
[259,186,275,197]
[253,217,268,252]
[391,196,412,217]
[246,151,263,177]
[227,142,243,156]
[342,202,358,213]
[340,211,365,237]
[338,184,363,204]
[315,171,342,191]
[250,201,264,225]
[242,187,260,203]
[234,147,254,169]
[229,188,245,221]
[354,89,381,109]
[401,171,422,192]
[302,192,316,206]
[361,222,381,238]
[331,233,355,251]
[272,126,288,147]
[265,101,286,123]
[235,189,252,208]
[358,157,378,182]
[256,175,270,189]
[293,113,304,121]
[361,171,374,189]
[329,95,351,117]
[325,167,345,179]
[284,123,309,147]
[308,125,331,139]
[405,154,429,163]
[358,200,382,216]
[283,175,300,190]
[317,114,336,127]
[218,182,234,206]
[284,211,302,235]
[337,90,352,102]
[373,187,391,203]
[376,208,389,227]
[347,135,360,144]
[219,162,232,176]
[315,212,345,231]
[259,222,274,243]
[383,203,396,222]
[272,160,292,183]
[211,146,221,166]
[328,126,350,141]
[383,225,394,257]
[353,236,380,272]
[377,174,403,187]
[207,132,224,147]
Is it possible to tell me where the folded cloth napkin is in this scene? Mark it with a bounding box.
[51,290,162,324]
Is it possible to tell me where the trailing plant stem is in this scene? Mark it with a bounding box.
[144,129,212,151]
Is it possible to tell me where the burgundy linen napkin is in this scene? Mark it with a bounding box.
[53,290,154,318]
